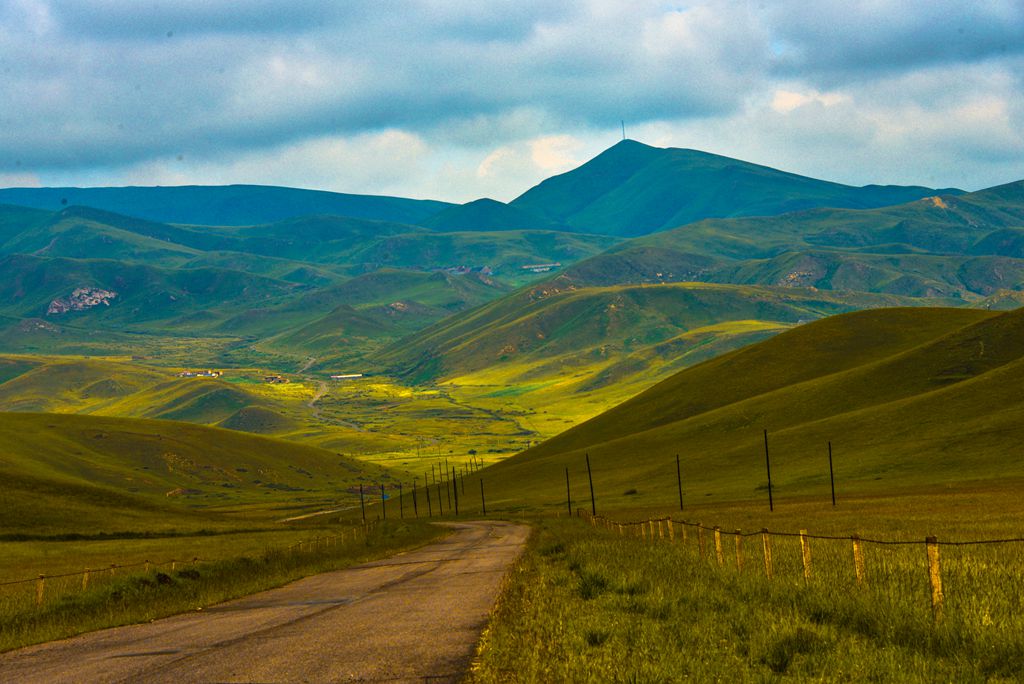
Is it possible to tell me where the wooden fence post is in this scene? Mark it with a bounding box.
[585,453,596,516]
[668,519,675,541]
[761,529,773,580]
[145,560,151,574]
[926,536,944,622]
[681,522,688,544]
[799,529,812,581]
[657,519,664,539]
[852,535,866,586]
[618,524,624,536]
[36,576,45,606]
[565,468,572,517]
[452,467,460,515]
[734,530,743,572]
[359,483,366,524]
[82,569,90,591]
[714,526,724,568]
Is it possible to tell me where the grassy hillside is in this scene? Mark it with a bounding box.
[0,253,303,329]
[0,355,414,454]
[341,230,620,284]
[562,181,1024,298]
[511,140,959,237]
[475,306,1024,514]
[378,280,957,384]
[0,204,618,363]
[0,411,394,536]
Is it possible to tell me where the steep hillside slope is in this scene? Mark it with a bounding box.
[479,306,1024,511]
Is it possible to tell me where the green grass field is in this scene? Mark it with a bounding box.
[469,515,1024,682]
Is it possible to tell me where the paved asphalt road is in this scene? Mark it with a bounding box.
[0,520,529,683]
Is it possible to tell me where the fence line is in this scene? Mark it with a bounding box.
[578,511,1024,547]
[1,521,378,608]
[572,511,1024,623]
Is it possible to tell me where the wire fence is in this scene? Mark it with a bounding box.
[574,510,1024,625]
[0,522,377,614]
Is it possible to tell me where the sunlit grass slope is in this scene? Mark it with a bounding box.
[0,411,393,536]
[0,355,409,454]
[378,280,956,386]
[477,306,1024,513]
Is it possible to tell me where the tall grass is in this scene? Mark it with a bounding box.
[0,520,445,652]
[469,518,1024,682]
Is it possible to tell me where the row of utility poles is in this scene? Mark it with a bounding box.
[356,456,487,523]
[354,431,842,524]
[565,431,840,518]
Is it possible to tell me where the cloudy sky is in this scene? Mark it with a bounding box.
[1,0,1022,202]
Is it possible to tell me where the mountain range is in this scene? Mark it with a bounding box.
[1,139,1022,452]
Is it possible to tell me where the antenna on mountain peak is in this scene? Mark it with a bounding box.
[621,120,626,141]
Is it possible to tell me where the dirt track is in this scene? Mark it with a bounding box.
[0,520,529,683]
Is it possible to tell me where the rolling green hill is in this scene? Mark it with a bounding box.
[376,280,950,392]
[0,411,392,535]
[477,306,1024,513]
[510,140,960,237]
[0,204,618,358]
[559,181,1024,297]
[421,197,563,232]
[0,253,303,328]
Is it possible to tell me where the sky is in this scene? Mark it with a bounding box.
[0,0,1022,202]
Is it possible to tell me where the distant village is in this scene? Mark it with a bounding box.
[176,369,365,384]
[177,369,222,378]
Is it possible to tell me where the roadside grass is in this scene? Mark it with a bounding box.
[0,519,447,653]
[469,517,1024,683]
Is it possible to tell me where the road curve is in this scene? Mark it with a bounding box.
[0,520,529,683]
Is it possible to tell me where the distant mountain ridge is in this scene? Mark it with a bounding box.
[0,184,453,227]
[511,139,962,236]
[2,140,960,237]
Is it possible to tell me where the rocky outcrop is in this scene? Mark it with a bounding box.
[47,287,118,315]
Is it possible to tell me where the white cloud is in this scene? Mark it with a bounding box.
[1,1,1022,199]
[116,130,433,197]
[770,89,849,114]
[0,171,42,187]
[529,135,583,172]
